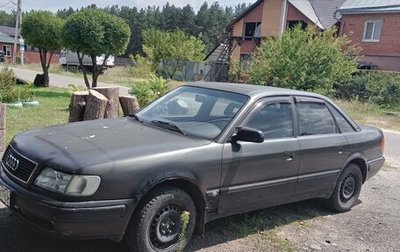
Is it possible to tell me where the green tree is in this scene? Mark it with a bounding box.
[143,29,205,79]
[250,26,359,94]
[21,11,64,86]
[61,8,131,88]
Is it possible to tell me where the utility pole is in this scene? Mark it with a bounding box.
[12,0,21,65]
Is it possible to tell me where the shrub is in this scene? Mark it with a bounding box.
[0,68,19,103]
[19,83,34,102]
[250,26,359,95]
[128,55,155,79]
[129,75,170,107]
[336,71,400,108]
[228,58,250,83]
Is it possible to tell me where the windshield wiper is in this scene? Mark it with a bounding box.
[151,120,188,136]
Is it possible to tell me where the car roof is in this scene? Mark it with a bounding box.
[186,81,324,99]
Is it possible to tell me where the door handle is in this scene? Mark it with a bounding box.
[337,146,344,155]
[284,152,295,162]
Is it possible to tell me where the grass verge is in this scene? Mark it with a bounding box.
[5,87,70,144]
[336,99,400,131]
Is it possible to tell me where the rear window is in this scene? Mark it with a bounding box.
[296,102,337,136]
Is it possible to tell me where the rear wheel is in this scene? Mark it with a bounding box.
[327,164,363,212]
[125,186,196,252]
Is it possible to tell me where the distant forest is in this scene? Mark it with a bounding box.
[0,2,249,57]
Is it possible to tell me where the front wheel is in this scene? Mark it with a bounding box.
[125,186,196,252]
[327,164,363,212]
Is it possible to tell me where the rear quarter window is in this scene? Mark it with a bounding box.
[327,104,356,133]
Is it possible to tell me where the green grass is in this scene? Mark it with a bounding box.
[5,87,70,143]
[205,201,327,252]
[335,99,400,131]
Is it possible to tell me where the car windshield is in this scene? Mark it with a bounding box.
[137,86,249,140]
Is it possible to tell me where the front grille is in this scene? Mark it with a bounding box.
[2,146,38,183]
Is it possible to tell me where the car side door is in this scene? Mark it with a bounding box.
[293,96,350,200]
[217,96,300,215]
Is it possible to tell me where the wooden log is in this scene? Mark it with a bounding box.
[0,104,5,153]
[119,95,140,116]
[93,87,119,118]
[68,91,89,123]
[83,90,109,121]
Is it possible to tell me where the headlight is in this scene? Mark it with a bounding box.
[34,168,101,197]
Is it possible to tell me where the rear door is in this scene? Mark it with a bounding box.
[217,96,300,214]
[293,97,349,200]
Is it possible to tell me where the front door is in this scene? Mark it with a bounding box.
[217,97,300,215]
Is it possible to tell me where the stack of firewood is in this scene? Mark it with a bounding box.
[69,87,140,123]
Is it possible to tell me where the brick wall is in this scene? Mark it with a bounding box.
[1,42,59,65]
[342,13,400,71]
[24,51,60,65]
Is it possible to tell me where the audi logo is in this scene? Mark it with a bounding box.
[5,153,19,171]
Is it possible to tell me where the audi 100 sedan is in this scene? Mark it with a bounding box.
[0,82,384,252]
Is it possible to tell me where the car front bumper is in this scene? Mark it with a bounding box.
[0,164,136,242]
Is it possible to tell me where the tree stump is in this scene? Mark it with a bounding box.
[83,90,109,121]
[69,91,89,123]
[93,87,119,118]
[119,95,140,116]
[0,104,5,152]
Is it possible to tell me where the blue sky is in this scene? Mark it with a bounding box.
[21,0,254,12]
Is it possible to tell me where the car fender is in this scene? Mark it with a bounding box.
[327,152,367,198]
[135,169,200,200]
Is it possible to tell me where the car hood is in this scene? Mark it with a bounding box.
[11,118,211,173]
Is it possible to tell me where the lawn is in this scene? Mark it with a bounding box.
[5,87,70,144]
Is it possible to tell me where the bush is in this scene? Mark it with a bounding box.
[129,75,170,107]
[0,68,19,103]
[19,83,35,102]
[250,26,359,95]
[336,71,400,108]
[128,55,155,79]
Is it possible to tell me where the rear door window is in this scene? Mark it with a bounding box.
[296,102,338,136]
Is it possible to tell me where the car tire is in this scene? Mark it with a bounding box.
[125,186,196,252]
[327,164,363,212]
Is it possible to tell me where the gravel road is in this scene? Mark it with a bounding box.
[0,130,398,252]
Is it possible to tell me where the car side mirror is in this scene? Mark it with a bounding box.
[232,127,264,143]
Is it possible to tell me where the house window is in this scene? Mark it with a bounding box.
[288,20,308,30]
[244,22,261,40]
[2,45,11,57]
[363,20,383,42]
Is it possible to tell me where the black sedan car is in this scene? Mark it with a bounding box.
[0,82,385,252]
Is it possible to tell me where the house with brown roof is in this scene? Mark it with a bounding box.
[205,0,345,81]
[337,0,400,71]
[0,25,59,64]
